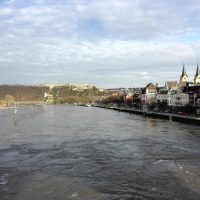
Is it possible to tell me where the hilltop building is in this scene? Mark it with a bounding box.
[45,84,67,89]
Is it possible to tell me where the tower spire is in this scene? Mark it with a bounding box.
[194,64,200,84]
[180,64,188,84]
[195,64,200,77]
[182,64,186,76]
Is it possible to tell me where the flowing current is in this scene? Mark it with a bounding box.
[0,105,200,200]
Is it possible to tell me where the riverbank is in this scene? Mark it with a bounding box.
[0,101,48,110]
[92,104,200,126]
[0,106,11,110]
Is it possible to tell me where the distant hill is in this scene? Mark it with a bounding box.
[0,84,119,105]
[51,85,107,104]
[0,85,49,102]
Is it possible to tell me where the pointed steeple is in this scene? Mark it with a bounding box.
[180,64,188,84]
[182,64,186,76]
[195,64,200,77]
[194,64,200,84]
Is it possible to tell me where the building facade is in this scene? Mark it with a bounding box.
[167,88,189,107]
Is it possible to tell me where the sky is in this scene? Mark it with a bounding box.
[0,0,200,88]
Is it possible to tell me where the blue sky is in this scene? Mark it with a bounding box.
[0,0,200,87]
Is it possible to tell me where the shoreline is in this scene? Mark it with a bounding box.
[0,101,46,110]
[1,103,199,125]
[93,104,200,126]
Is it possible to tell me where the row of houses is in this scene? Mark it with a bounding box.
[125,65,200,114]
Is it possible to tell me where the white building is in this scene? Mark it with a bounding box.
[156,92,168,103]
[141,83,157,104]
[167,89,189,106]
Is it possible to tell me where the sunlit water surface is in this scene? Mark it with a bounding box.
[0,105,200,200]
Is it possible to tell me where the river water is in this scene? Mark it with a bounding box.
[0,105,200,200]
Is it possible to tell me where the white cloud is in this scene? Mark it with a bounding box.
[0,33,199,86]
[0,7,13,16]
[6,0,16,4]
[0,0,200,86]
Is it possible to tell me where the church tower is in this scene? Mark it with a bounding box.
[180,65,188,84]
[194,64,200,84]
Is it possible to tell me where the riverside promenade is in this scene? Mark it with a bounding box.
[93,105,200,125]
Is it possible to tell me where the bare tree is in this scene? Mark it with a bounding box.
[5,95,15,107]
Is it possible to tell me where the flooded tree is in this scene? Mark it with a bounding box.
[5,95,15,107]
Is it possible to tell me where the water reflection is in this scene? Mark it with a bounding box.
[146,118,157,128]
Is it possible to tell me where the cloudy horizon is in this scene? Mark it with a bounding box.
[0,0,200,88]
